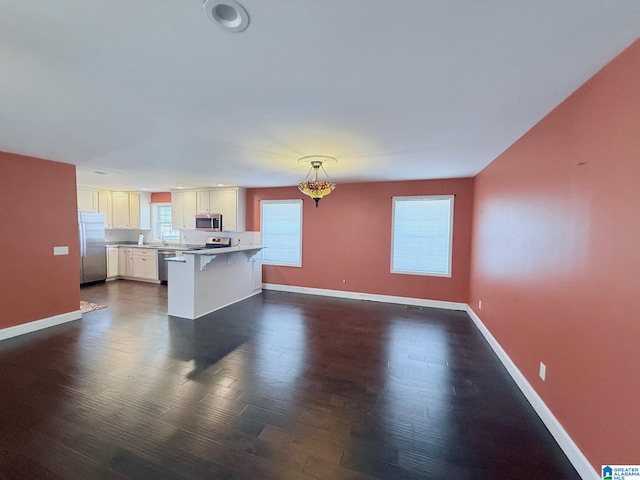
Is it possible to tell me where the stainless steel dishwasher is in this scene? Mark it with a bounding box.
[157,250,177,284]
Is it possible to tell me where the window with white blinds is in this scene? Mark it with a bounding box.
[391,195,454,277]
[261,200,303,267]
[153,204,180,241]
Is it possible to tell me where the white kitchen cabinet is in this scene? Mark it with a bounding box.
[183,191,197,229]
[118,248,126,275]
[117,247,157,281]
[172,191,184,229]
[129,193,140,229]
[106,247,119,278]
[193,188,245,231]
[129,192,151,230]
[98,191,113,228]
[109,191,151,229]
[197,189,223,214]
[175,187,245,230]
[140,192,151,229]
[77,188,98,212]
[112,192,130,228]
[132,248,158,280]
[221,188,245,231]
[119,247,134,277]
[172,190,197,229]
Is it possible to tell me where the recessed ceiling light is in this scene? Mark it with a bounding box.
[141,188,149,191]
[175,186,184,189]
[203,0,249,32]
[216,183,225,187]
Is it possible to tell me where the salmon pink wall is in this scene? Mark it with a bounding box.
[151,192,171,203]
[247,178,473,303]
[469,39,640,470]
[0,152,80,329]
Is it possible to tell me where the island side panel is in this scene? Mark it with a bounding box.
[167,257,197,319]
[193,252,259,319]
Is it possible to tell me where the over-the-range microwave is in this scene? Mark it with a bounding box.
[195,213,222,231]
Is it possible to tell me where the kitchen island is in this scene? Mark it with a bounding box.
[166,245,263,320]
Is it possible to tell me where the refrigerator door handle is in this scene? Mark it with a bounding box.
[80,223,86,258]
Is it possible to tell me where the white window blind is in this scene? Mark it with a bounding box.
[391,195,454,277]
[261,200,303,267]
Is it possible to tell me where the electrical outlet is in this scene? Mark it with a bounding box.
[539,362,546,381]
[53,246,69,256]
[478,299,482,310]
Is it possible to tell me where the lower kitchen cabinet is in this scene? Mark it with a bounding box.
[106,247,119,278]
[117,247,158,282]
[132,249,158,281]
[119,248,134,277]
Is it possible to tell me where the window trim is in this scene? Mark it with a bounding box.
[390,195,454,278]
[260,199,303,267]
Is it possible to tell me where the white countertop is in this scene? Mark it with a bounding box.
[107,244,190,251]
[109,244,264,257]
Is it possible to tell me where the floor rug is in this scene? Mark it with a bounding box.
[80,301,107,313]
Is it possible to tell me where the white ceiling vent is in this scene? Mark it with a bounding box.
[203,0,249,33]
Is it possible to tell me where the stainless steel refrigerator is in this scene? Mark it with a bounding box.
[79,211,107,285]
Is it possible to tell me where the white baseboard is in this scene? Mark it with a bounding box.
[465,306,598,480]
[0,310,82,341]
[262,283,467,311]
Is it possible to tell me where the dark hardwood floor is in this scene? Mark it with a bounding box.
[0,281,581,479]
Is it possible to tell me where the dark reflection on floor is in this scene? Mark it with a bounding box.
[0,280,581,479]
[168,317,251,380]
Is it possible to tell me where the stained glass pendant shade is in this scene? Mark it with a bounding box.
[297,155,337,207]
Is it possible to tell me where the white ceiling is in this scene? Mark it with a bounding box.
[1,1,639,192]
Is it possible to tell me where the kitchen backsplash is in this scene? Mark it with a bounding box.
[180,230,261,247]
[106,229,152,244]
[106,229,261,247]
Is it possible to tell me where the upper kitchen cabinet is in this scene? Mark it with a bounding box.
[79,188,150,229]
[171,190,197,230]
[126,192,150,229]
[98,191,113,228]
[195,188,245,231]
[221,188,245,231]
[174,188,244,231]
[129,192,150,229]
[196,189,223,214]
[77,188,98,212]
[112,192,130,228]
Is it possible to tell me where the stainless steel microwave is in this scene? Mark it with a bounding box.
[195,214,222,231]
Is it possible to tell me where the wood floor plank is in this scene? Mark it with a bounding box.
[0,280,582,479]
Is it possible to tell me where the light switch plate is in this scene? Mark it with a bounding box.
[53,246,69,256]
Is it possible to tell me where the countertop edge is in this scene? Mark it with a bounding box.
[180,245,264,255]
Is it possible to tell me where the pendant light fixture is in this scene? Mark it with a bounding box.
[297,155,337,207]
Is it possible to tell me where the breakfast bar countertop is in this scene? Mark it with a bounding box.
[179,245,264,255]
[166,245,264,320]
